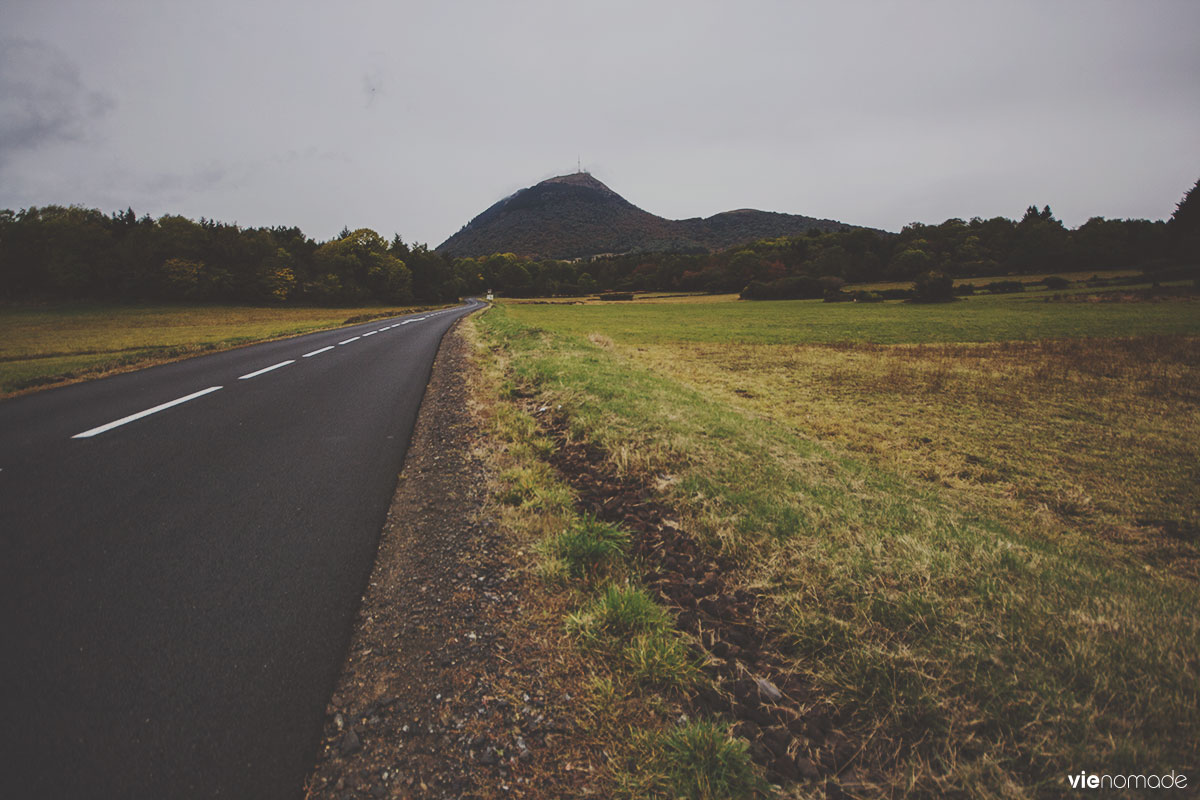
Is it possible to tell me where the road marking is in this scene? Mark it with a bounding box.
[238,360,294,380]
[363,331,378,337]
[302,346,335,358]
[339,336,360,345]
[399,320,413,325]
[72,386,224,439]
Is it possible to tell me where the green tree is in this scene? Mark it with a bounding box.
[256,248,297,303]
[312,228,413,304]
[887,247,933,280]
[159,258,204,299]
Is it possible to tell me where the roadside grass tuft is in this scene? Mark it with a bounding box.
[566,584,700,690]
[615,721,767,800]
[567,585,670,641]
[547,515,629,580]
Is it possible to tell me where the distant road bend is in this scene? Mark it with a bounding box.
[0,299,485,799]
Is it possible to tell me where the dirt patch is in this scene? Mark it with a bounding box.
[304,324,591,799]
[526,404,883,797]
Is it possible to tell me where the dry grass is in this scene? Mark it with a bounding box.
[0,302,443,396]
[629,335,1200,576]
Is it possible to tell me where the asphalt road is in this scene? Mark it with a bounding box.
[0,300,484,799]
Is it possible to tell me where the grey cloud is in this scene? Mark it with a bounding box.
[0,38,114,168]
[140,162,234,202]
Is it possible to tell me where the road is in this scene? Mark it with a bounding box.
[0,300,484,799]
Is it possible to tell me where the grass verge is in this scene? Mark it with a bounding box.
[468,316,767,798]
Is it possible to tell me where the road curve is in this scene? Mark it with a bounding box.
[0,300,485,799]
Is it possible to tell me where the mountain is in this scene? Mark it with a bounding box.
[435,172,859,259]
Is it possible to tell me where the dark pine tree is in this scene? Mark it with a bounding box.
[1168,177,1200,265]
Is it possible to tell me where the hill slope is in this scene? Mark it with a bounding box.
[436,173,859,259]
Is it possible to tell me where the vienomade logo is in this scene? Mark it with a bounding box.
[1067,770,1189,790]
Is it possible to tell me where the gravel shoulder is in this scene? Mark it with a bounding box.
[303,320,590,800]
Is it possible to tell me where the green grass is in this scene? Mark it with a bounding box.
[479,347,725,790]
[475,296,1200,798]
[616,721,767,800]
[567,584,671,639]
[566,584,701,691]
[547,515,629,580]
[0,302,444,395]
[501,290,1200,346]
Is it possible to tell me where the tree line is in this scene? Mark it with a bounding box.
[2,179,1196,304]
[0,206,466,305]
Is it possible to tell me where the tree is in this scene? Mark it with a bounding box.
[887,247,933,280]
[1168,177,1200,265]
[256,248,297,303]
[159,258,204,299]
[1009,204,1069,273]
[312,228,413,304]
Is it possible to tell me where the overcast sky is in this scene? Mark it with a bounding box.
[3,1,1198,245]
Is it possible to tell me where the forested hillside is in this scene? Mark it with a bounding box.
[436,172,854,259]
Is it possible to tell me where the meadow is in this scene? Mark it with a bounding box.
[0,303,440,396]
[476,290,1199,797]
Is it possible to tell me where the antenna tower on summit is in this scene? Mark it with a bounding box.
[577,156,581,173]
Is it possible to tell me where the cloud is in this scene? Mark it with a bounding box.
[0,37,114,168]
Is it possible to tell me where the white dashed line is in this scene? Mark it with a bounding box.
[363,331,378,337]
[238,360,294,380]
[72,386,224,439]
[303,346,335,358]
[339,337,360,345]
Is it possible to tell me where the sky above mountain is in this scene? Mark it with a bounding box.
[3,1,1198,244]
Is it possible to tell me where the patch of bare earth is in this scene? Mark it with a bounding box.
[304,324,594,800]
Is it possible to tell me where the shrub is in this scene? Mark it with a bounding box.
[1042,275,1071,289]
[598,291,634,301]
[981,280,1025,294]
[740,275,822,300]
[911,270,956,303]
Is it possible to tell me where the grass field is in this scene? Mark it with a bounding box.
[475,290,1199,797]
[0,303,443,396]
[501,290,1199,345]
